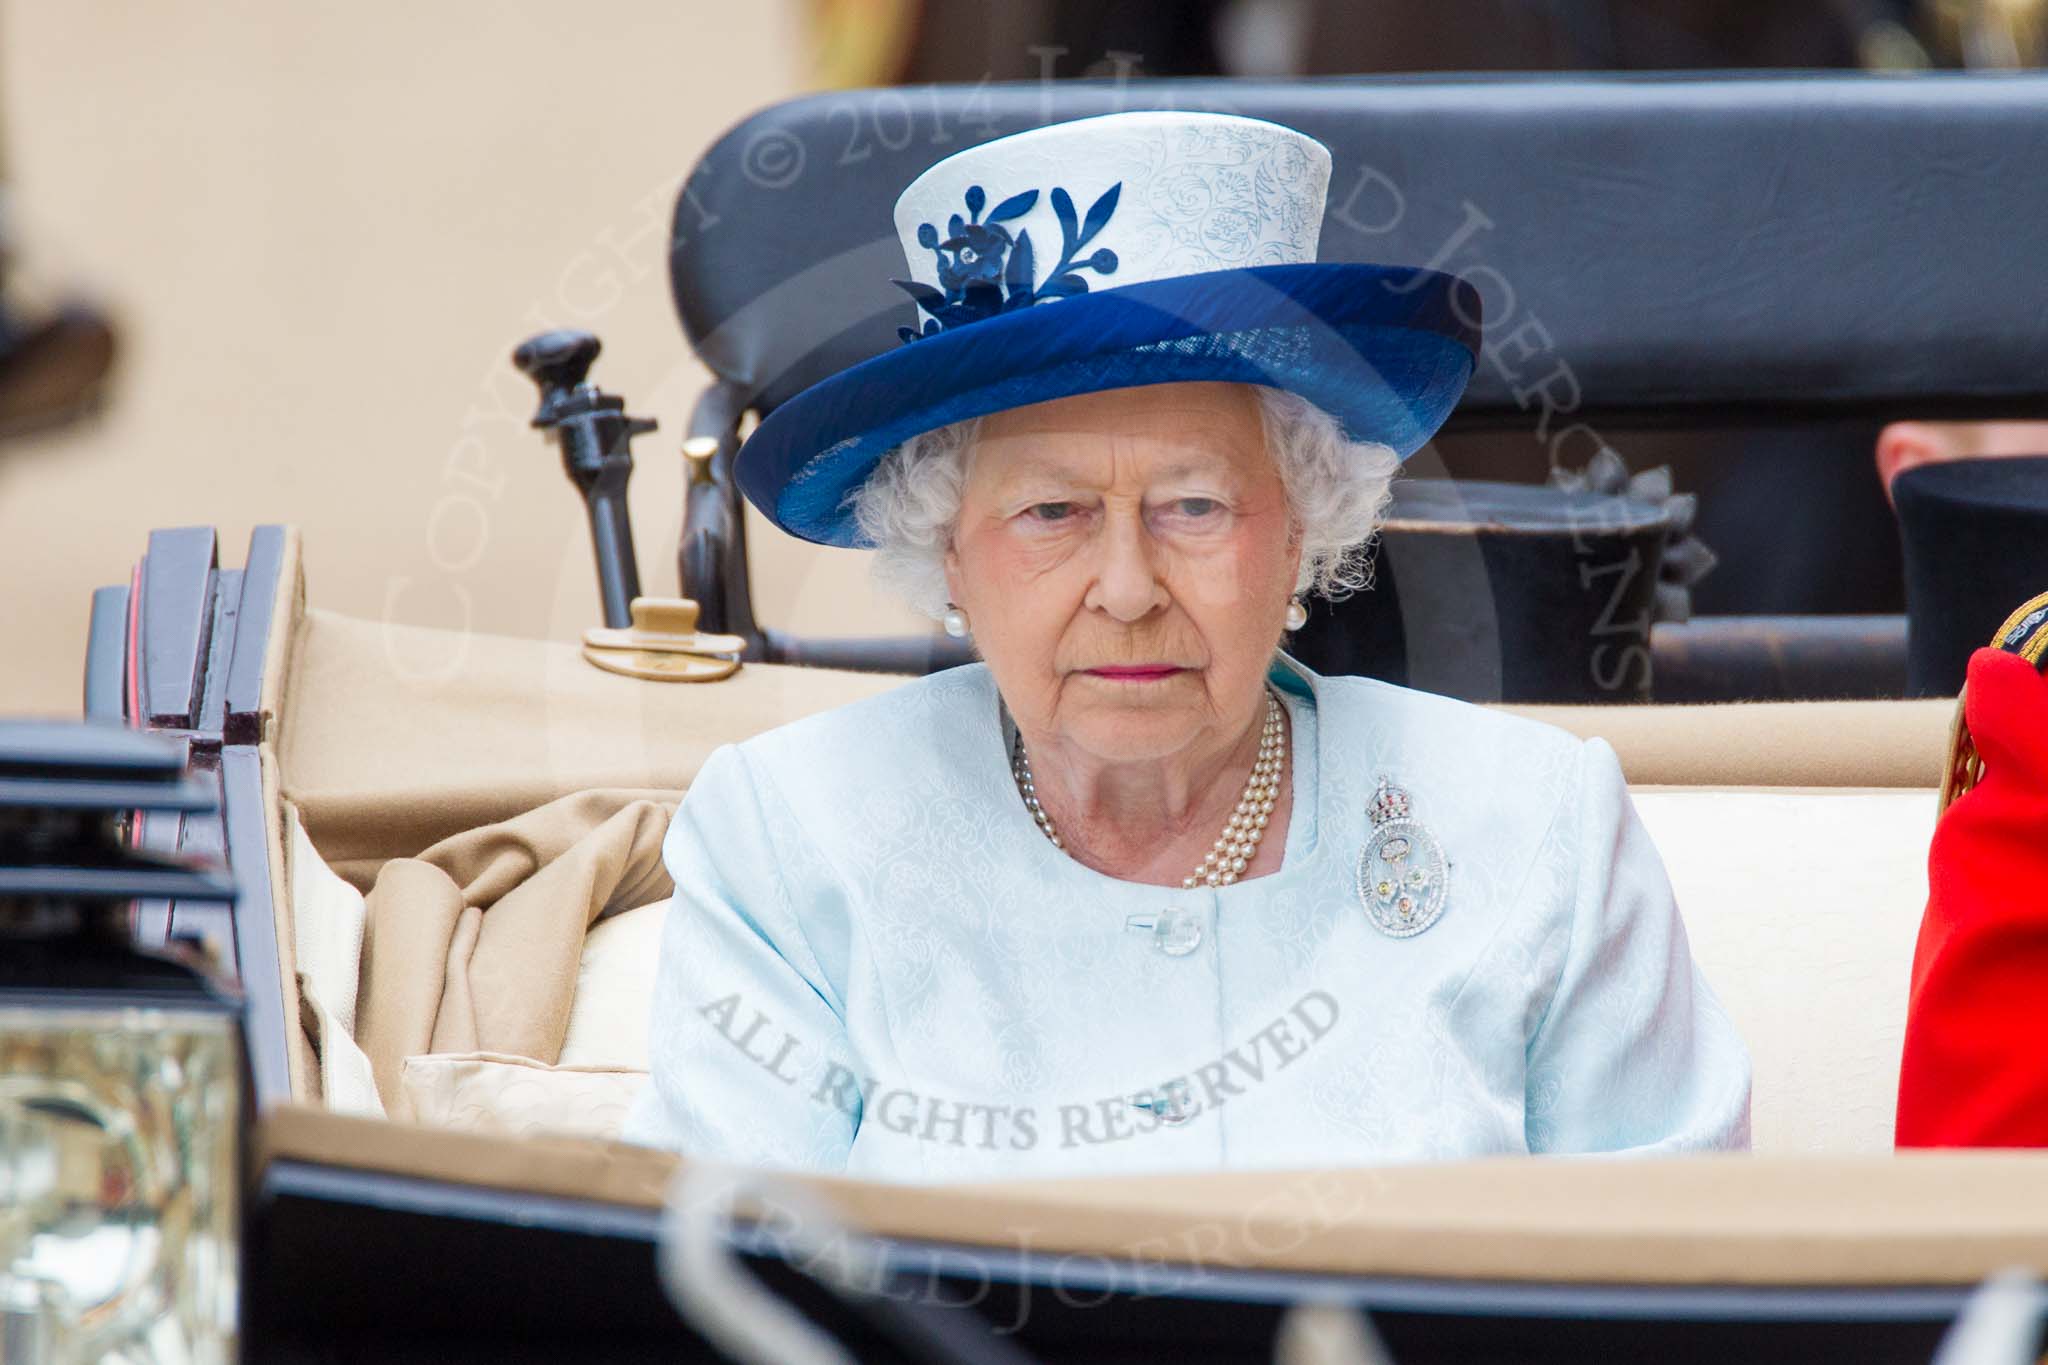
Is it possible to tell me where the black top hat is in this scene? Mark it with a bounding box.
[1894,455,2048,697]
[1289,478,1693,704]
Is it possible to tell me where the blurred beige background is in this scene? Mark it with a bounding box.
[0,0,922,715]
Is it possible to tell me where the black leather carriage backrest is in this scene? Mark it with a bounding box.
[670,72,2048,428]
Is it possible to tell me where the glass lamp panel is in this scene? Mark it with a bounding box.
[0,1005,240,1365]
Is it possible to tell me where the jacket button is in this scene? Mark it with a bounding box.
[1124,907,1204,956]
[1157,910,1203,956]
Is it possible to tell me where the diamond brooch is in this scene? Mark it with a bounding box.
[1356,776,1449,938]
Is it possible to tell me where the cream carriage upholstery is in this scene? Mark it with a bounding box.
[273,604,1949,1158]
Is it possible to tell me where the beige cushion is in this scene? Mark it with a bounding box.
[1635,789,1935,1156]
[399,1051,645,1140]
[559,898,671,1071]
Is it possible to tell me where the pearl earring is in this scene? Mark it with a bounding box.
[942,605,972,639]
[1284,598,1308,631]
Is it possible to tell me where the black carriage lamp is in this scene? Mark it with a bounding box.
[0,719,245,1362]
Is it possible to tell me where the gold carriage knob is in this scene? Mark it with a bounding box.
[581,596,746,683]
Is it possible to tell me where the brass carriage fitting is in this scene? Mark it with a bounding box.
[581,596,746,683]
[681,435,720,489]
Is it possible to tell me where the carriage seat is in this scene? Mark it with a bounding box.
[528,786,1936,1157]
[544,789,1936,1156]
[270,607,1952,1156]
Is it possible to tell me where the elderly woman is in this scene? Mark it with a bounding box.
[622,111,1750,1179]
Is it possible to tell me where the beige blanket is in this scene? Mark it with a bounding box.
[353,786,676,1115]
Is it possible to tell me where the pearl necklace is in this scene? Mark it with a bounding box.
[1009,688,1286,889]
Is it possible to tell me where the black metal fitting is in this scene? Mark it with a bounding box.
[514,330,655,629]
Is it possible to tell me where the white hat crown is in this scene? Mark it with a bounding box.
[890,112,1332,342]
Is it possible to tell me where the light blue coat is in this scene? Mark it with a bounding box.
[622,656,1752,1181]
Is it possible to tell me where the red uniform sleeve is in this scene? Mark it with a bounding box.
[1897,648,2048,1147]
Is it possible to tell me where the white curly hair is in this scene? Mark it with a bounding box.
[848,384,1400,621]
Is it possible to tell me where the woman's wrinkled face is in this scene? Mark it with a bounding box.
[944,382,1301,764]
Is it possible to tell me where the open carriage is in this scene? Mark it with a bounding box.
[22,72,2048,1361]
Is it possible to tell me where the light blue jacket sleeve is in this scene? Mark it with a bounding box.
[1524,737,1753,1153]
[620,744,861,1171]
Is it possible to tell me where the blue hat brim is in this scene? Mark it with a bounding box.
[739,263,1481,547]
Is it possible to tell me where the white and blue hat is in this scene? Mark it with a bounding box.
[738,110,1481,547]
